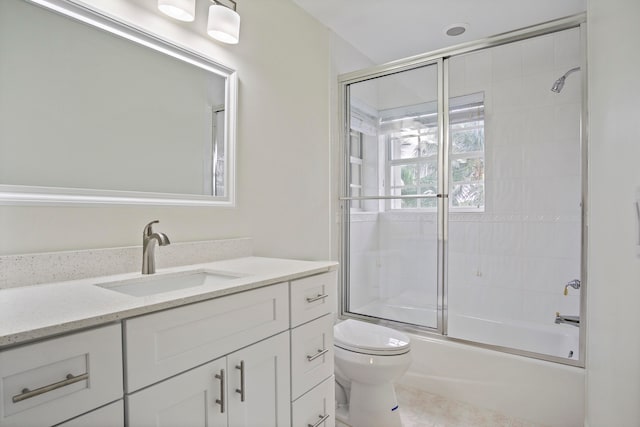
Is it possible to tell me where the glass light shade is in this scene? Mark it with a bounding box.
[207,4,240,44]
[158,0,195,22]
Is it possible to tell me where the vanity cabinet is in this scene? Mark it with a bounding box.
[0,264,338,427]
[124,282,292,426]
[127,332,290,427]
[0,324,123,427]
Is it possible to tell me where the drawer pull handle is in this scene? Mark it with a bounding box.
[306,348,329,362]
[214,369,225,413]
[12,372,89,403]
[308,414,330,427]
[306,294,329,303]
[235,360,245,402]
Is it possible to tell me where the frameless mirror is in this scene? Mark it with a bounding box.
[0,0,237,206]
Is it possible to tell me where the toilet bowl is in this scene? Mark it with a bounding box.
[333,319,411,427]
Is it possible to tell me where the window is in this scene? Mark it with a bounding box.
[349,130,364,211]
[380,93,485,210]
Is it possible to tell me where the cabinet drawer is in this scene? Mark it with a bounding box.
[292,376,335,427]
[291,314,334,400]
[58,400,124,427]
[0,324,123,427]
[290,271,337,328]
[125,282,289,391]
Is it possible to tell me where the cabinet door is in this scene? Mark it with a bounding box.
[57,400,124,427]
[127,358,227,427]
[227,332,290,427]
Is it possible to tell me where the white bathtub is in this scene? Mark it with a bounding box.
[447,312,580,360]
[355,301,580,360]
[398,332,585,427]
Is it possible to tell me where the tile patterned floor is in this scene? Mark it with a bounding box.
[336,384,546,427]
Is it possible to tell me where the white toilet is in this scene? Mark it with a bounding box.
[333,319,411,427]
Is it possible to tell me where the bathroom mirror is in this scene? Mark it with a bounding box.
[0,0,237,206]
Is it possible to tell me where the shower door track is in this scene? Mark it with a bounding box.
[338,13,587,368]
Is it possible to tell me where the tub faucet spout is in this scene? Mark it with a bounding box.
[555,312,580,327]
[142,220,170,275]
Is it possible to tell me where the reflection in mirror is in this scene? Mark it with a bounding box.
[0,0,237,205]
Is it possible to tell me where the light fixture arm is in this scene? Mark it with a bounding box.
[211,0,237,11]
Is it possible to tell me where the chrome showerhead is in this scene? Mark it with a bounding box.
[551,67,581,93]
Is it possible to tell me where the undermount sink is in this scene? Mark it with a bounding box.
[96,270,244,297]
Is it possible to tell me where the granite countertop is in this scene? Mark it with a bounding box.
[0,257,338,348]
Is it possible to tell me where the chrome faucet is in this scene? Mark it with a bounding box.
[555,312,580,327]
[142,220,170,275]
[563,279,581,295]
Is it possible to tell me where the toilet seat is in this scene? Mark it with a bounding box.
[334,319,410,356]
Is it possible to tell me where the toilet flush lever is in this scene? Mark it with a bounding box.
[307,348,329,362]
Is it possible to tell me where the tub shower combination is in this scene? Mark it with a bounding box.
[339,15,586,379]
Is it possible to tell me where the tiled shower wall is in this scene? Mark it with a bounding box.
[350,27,582,330]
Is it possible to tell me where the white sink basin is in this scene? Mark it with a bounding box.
[96,270,244,297]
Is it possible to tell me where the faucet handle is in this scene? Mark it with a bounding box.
[143,220,160,237]
[564,279,581,295]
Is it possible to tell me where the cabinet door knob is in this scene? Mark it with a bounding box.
[308,413,330,427]
[214,369,225,413]
[235,360,245,402]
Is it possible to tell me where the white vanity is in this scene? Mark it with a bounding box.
[0,257,337,427]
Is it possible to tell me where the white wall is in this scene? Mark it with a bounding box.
[586,0,640,425]
[0,0,332,261]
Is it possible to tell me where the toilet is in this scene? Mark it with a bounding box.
[333,319,411,427]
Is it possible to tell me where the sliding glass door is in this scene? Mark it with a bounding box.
[343,63,441,330]
[340,23,585,365]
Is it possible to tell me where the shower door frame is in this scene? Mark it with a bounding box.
[338,13,587,367]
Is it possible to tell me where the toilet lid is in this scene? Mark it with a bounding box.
[334,319,411,356]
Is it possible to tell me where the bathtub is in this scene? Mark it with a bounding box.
[356,302,579,360]
[351,301,585,425]
[398,331,585,427]
[447,312,580,360]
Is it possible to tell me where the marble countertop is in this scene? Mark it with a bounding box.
[0,257,338,348]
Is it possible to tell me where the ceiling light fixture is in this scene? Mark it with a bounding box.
[207,0,241,45]
[157,0,196,22]
[444,23,468,37]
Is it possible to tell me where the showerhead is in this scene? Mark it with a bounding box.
[551,67,581,93]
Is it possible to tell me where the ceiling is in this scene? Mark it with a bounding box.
[291,0,586,64]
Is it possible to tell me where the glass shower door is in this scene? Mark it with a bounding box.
[446,29,583,360]
[343,63,441,329]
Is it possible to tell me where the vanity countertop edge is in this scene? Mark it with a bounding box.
[0,256,338,348]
